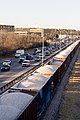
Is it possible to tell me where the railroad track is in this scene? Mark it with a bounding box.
[0,42,74,95]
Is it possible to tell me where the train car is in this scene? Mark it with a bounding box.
[66,40,80,61]
[35,63,62,89]
[53,53,67,78]
[0,91,37,120]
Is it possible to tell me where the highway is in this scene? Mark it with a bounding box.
[0,48,53,87]
[0,55,40,87]
[0,39,74,88]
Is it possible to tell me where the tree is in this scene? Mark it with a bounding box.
[49,34,55,40]
[55,34,59,38]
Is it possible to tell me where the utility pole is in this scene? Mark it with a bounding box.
[59,31,61,50]
[41,29,44,66]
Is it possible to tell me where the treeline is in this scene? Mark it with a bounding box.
[0,32,44,55]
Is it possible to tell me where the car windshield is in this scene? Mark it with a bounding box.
[16,53,20,54]
[3,65,9,67]
[23,61,29,63]
[20,55,25,58]
[4,60,10,62]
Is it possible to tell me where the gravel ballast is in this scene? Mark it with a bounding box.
[58,49,80,120]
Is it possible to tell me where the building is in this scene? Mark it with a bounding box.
[29,28,43,36]
[29,28,58,36]
[15,30,28,35]
[0,25,15,32]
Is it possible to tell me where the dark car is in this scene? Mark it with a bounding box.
[33,48,41,55]
[25,53,33,60]
[18,54,26,64]
[1,65,10,72]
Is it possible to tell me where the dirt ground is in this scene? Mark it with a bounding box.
[58,50,80,120]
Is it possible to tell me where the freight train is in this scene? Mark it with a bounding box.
[0,40,80,120]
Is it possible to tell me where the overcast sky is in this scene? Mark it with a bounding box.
[0,0,80,30]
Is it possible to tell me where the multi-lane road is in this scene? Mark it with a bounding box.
[0,47,53,87]
[0,39,74,88]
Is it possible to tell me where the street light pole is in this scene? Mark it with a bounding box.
[59,31,61,50]
[41,29,44,66]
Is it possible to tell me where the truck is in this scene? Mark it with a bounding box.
[15,49,24,58]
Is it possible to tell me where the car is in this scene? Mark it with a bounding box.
[1,65,10,72]
[47,46,54,53]
[22,60,30,67]
[33,48,41,55]
[34,55,41,62]
[45,50,50,56]
[38,53,45,59]
[2,60,11,66]
[15,53,21,58]
[25,53,33,60]
[18,55,26,64]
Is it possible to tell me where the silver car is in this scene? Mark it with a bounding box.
[3,60,11,66]
[22,60,30,67]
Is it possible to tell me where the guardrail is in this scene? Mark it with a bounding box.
[0,42,73,95]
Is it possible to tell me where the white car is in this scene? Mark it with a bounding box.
[22,60,30,67]
[2,60,11,66]
[15,53,21,58]
[38,53,45,59]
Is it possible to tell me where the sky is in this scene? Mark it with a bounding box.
[0,0,80,30]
